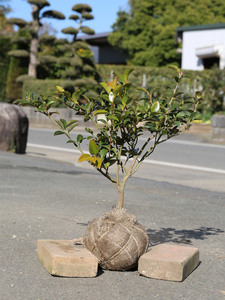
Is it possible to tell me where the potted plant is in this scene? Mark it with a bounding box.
[16,66,201,271]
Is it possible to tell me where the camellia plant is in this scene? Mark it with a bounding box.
[16,66,201,271]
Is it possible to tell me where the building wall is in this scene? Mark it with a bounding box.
[182,28,225,70]
[90,45,127,64]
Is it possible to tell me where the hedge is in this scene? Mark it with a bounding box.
[0,36,11,102]
[96,65,225,120]
[19,64,225,119]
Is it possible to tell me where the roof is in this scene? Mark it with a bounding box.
[77,31,111,45]
[176,23,225,40]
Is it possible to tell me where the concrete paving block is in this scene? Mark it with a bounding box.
[37,239,98,277]
[138,243,199,281]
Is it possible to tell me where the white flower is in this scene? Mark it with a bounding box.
[109,92,114,102]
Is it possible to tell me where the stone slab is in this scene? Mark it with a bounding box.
[138,243,199,281]
[37,239,98,277]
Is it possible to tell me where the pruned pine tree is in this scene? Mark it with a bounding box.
[7,0,65,78]
[59,3,97,93]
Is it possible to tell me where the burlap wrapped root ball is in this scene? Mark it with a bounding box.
[83,208,149,271]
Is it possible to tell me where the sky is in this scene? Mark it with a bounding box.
[7,0,129,38]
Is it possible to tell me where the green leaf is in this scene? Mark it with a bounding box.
[97,118,107,124]
[78,154,91,162]
[68,123,78,133]
[176,111,185,118]
[93,109,108,116]
[113,71,125,83]
[54,130,65,136]
[151,101,160,113]
[85,128,93,135]
[55,120,64,130]
[137,87,148,93]
[169,65,180,73]
[100,148,108,158]
[113,84,123,96]
[60,118,67,129]
[84,115,90,122]
[37,107,45,112]
[100,82,111,94]
[89,140,99,155]
[14,100,30,106]
[72,90,80,104]
[66,119,78,127]
[56,85,64,92]
[107,114,119,122]
[49,111,59,116]
[67,139,76,144]
[77,134,84,144]
[124,68,134,82]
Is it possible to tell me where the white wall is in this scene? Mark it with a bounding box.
[181,28,225,70]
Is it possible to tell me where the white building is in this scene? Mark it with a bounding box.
[176,23,225,70]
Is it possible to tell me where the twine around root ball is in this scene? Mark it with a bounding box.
[82,208,149,271]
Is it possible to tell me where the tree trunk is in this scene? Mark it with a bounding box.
[28,5,40,78]
[28,37,38,78]
[117,184,124,208]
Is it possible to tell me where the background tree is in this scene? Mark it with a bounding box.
[0,0,13,102]
[7,0,65,78]
[58,3,98,94]
[109,0,225,67]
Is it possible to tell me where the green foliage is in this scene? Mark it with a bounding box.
[8,49,29,57]
[22,79,65,105]
[16,67,201,207]
[39,55,57,64]
[39,34,55,43]
[82,12,94,20]
[72,4,92,13]
[11,36,30,45]
[61,26,78,35]
[57,3,97,96]
[6,29,29,101]
[54,38,67,45]
[109,0,225,66]
[16,74,35,83]
[69,14,79,21]
[81,26,95,35]
[28,0,50,8]
[97,64,225,118]
[199,68,225,115]
[7,17,26,27]
[41,10,65,20]
[0,35,11,102]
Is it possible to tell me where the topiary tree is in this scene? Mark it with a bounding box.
[15,66,201,271]
[6,28,30,101]
[7,0,65,78]
[58,3,97,94]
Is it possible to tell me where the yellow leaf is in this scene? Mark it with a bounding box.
[88,156,97,164]
[78,154,91,162]
[96,157,103,168]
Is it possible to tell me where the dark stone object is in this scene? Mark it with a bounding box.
[0,103,29,153]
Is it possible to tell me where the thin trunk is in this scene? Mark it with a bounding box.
[28,37,38,78]
[28,5,40,78]
[117,184,125,208]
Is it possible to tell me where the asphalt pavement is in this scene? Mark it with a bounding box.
[0,139,225,299]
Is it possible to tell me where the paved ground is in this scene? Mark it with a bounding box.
[0,147,225,300]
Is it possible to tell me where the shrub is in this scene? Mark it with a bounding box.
[97,65,224,119]
[0,36,11,102]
